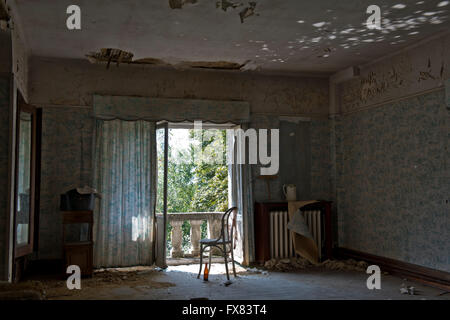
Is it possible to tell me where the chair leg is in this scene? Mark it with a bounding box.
[209,247,212,272]
[197,244,204,279]
[230,244,237,277]
[223,244,230,281]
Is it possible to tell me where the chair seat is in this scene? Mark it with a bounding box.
[199,238,231,245]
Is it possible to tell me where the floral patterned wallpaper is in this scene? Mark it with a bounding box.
[37,109,332,260]
[335,89,449,272]
[39,107,94,259]
[36,83,448,273]
[250,115,331,203]
[310,119,332,202]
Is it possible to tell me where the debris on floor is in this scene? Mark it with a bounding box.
[319,259,369,272]
[216,0,243,11]
[169,0,198,9]
[264,257,311,271]
[263,257,370,272]
[0,281,46,300]
[0,267,175,300]
[400,283,418,295]
[245,267,268,275]
[239,2,258,23]
[154,267,166,272]
[0,289,44,300]
[223,280,233,286]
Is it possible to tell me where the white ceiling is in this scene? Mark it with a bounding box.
[10,0,450,73]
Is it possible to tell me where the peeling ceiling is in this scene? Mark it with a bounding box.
[10,0,450,74]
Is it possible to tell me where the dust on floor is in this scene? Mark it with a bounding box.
[262,258,374,272]
[1,259,448,300]
[0,258,379,300]
[0,266,174,300]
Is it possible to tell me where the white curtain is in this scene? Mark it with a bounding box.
[93,120,156,267]
[228,125,254,265]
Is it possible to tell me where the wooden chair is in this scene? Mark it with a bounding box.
[197,207,237,280]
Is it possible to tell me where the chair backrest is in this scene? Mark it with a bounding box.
[219,207,237,244]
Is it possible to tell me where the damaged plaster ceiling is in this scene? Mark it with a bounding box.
[85,48,248,70]
[10,0,450,73]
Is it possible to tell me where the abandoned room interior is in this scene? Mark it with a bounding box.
[0,0,449,303]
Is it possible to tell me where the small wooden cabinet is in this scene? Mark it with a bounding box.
[62,210,93,277]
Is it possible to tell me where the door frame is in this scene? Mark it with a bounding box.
[155,121,168,268]
[13,94,37,259]
[156,122,250,265]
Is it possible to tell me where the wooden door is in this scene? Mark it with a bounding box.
[13,93,40,279]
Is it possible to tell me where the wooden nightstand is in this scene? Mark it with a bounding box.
[62,210,93,277]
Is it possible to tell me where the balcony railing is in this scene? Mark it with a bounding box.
[156,212,224,258]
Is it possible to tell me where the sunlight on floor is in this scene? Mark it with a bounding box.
[167,263,248,275]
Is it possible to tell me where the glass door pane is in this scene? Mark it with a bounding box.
[16,111,32,247]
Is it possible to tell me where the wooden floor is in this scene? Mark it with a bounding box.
[48,263,450,300]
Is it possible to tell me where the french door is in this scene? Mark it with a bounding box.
[155,122,168,268]
[228,126,246,264]
[154,122,249,266]
[12,93,41,281]
[14,95,39,258]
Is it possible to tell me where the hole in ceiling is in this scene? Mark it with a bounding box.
[168,0,198,9]
[86,48,134,68]
[86,48,252,71]
[181,60,248,70]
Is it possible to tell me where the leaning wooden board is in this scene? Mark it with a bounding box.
[287,201,320,264]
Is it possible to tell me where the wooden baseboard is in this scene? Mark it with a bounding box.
[335,247,450,290]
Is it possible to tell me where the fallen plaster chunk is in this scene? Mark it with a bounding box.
[263,257,370,272]
[240,60,260,71]
[245,267,268,274]
[239,2,258,23]
[154,267,166,272]
[319,259,369,271]
[169,0,198,9]
[216,0,243,11]
[264,257,311,271]
[224,280,233,286]
[400,284,417,295]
